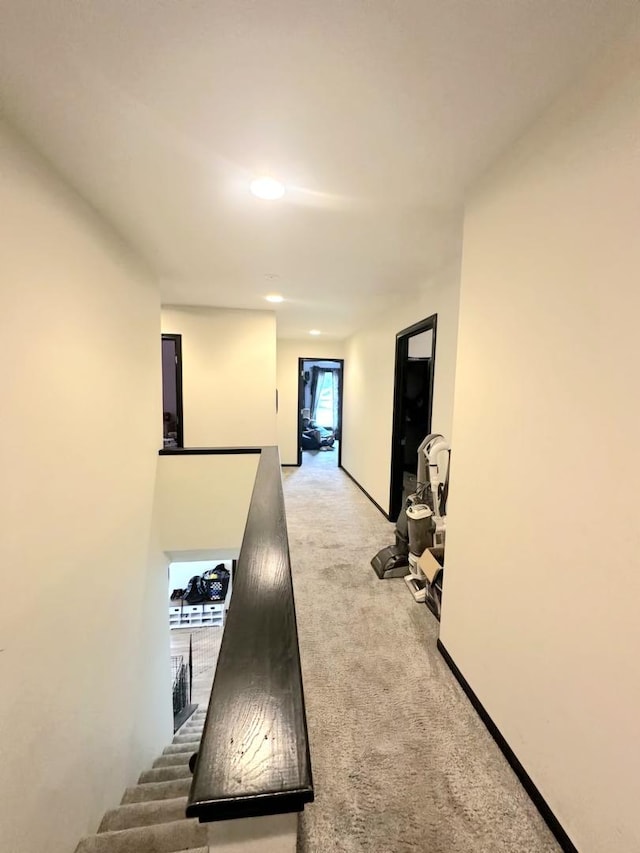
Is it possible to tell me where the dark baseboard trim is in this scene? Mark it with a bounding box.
[173,703,198,733]
[339,465,390,520]
[436,639,578,853]
[159,447,262,456]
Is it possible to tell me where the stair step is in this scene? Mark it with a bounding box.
[177,730,202,740]
[178,732,201,742]
[173,733,202,744]
[153,753,196,769]
[74,818,207,853]
[138,766,192,784]
[98,797,188,832]
[163,741,200,755]
[121,778,192,804]
[180,725,203,735]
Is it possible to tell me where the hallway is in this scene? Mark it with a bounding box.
[282,461,559,853]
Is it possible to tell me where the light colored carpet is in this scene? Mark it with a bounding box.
[302,438,339,466]
[283,456,560,853]
[75,711,208,851]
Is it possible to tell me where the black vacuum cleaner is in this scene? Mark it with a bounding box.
[370,498,413,579]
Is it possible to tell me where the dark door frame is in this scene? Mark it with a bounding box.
[162,333,184,449]
[297,358,344,468]
[388,314,437,520]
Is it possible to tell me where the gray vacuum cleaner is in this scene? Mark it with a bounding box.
[370,502,413,579]
[371,433,449,581]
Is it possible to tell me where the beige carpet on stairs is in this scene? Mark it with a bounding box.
[283,451,561,853]
[74,712,207,853]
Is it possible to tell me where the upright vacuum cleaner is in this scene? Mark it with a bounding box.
[371,433,450,619]
[370,499,413,580]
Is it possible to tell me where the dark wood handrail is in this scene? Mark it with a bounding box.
[185,446,314,822]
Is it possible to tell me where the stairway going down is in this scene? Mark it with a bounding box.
[74,709,208,853]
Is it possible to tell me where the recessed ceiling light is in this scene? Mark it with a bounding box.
[250,177,285,200]
[309,329,321,336]
[265,294,284,303]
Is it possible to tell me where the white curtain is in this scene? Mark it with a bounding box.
[310,367,340,430]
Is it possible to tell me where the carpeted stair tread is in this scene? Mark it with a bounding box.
[98,798,188,832]
[177,730,202,740]
[121,778,192,804]
[138,766,193,784]
[153,754,195,768]
[172,733,202,744]
[174,849,207,853]
[74,704,210,851]
[176,728,202,738]
[74,818,206,853]
[162,742,200,755]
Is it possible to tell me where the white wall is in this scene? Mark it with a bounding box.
[162,306,277,447]
[341,263,461,511]
[155,454,259,553]
[0,121,171,853]
[276,340,345,464]
[441,22,640,853]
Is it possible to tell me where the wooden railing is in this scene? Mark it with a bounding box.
[172,446,313,822]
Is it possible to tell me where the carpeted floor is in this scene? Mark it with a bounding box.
[283,455,560,853]
[301,438,340,466]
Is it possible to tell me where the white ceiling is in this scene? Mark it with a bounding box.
[0,1,634,339]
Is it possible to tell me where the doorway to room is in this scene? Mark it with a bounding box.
[168,558,235,729]
[162,334,184,448]
[389,315,437,520]
[297,359,344,467]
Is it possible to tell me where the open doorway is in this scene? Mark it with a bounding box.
[162,334,184,448]
[297,358,344,467]
[167,558,235,729]
[389,316,437,520]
